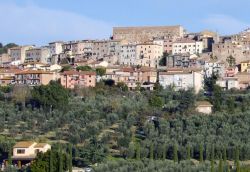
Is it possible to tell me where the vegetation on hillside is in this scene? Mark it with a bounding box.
[0,79,250,171]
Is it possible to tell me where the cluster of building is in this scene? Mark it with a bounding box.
[0,25,250,92]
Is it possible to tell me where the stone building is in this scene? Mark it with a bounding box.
[113,25,184,43]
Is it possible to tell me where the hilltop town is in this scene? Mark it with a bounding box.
[0,26,249,91]
[1,26,250,172]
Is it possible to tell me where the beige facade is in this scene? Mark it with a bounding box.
[25,47,50,64]
[196,101,213,114]
[15,70,58,86]
[103,67,157,90]
[0,53,11,65]
[8,45,34,63]
[113,25,184,43]
[92,40,110,60]
[136,43,163,68]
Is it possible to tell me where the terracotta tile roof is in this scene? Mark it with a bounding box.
[0,69,22,74]
[34,143,48,148]
[196,101,213,107]
[16,70,52,75]
[1,76,14,80]
[62,70,96,75]
[13,141,35,148]
[240,60,250,63]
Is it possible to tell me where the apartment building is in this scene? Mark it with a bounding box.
[136,43,163,68]
[103,67,157,90]
[48,41,64,55]
[8,45,34,63]
[92,40,110,60]
[0,68,21,86]
[0,53,11,65]
[204,60,226,78]
[15,70,58,86]
[159,68,203,93]
[60,70,96,89]
[216,77,239,90]
[25,47,51,64]
[113,25,184,43]
[119,44,137,66]
[172,39,203,55]
[153,38,175,54]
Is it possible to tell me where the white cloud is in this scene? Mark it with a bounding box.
[203,14,250,35]
[0,2,113,45]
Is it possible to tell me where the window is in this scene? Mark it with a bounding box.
[17,149,25,154]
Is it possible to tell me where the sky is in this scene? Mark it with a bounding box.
[0,0,250,45]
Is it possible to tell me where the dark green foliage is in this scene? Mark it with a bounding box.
[173,144,178,163]
[61,65,72,72]
[95,67,106,76]
[76,65,92,72]
[68,144,72,172]
[31,81,69,110]
[30,149,69,172]
[136,143,141,160]
[199,143,204,163]
[149,95,163,108]
[187,145,191,160]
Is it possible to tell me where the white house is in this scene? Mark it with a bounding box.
[12,141,51,160]
[159,68,203,93]
[173,38,203,55]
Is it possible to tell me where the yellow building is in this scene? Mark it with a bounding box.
[240,60,250,72]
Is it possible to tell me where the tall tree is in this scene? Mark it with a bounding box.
[199,143,204,163]
[149,143,154,160]
[187,145,191,160]
[223,146,227,162]
[162,144,166,160]
[7,145,12,167]
[136,143,141,160]
[218,155,223,172]
[68,144,72,172]
[49,150,53,172]
[59,145,63,172]
[173,144,178,163]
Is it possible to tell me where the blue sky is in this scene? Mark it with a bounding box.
[1,0,250,45]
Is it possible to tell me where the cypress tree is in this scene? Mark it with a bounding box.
[211,145,215,161]
[162,144,166,160]
[49,150,53,172]
[218,155,223,172]
[68,144,72,172]
[187,145,191,160]
[59,145,63,172]
[199,143,204,163]
[173,144,178,163]
[236,161,240,172]
[210,145,215,172]
[136,143,141,160]
[150,143,154,160]
[206,145,210,161]
[7,145,12,167]
[223,146,227,162]
[210,159,215,172]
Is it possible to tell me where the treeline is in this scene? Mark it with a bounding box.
[0,43,18,54]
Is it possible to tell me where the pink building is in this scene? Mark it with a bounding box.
[60,70,96,89]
